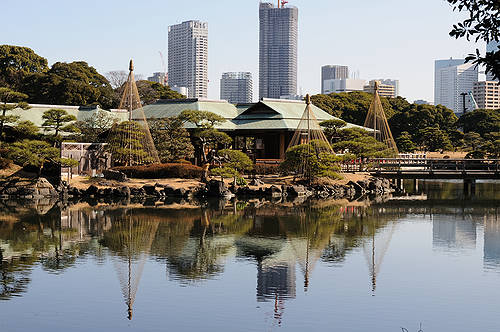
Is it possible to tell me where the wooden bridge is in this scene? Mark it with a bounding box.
[368,158,500,180]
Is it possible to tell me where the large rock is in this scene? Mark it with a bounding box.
[103,170,128,182]
[142,185,159,197]
[348,181,364,194]
[265,185,282,197]
[85,185,99,196]
[206,180,228,197]
[287,185,307,197]
[113,186,130,197]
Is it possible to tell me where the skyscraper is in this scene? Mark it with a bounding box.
[220,72,253,104]
[321,65,349,94]
[259,2,298,99]
[486,40,499,81]
[168,20,208,98]
[434,58,478,114]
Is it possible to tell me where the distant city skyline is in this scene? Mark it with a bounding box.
[1,0,485,103]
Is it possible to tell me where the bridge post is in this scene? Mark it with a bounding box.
[464,179,476,196]
[396,178,403,190]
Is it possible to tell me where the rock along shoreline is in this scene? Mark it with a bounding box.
[0,174,398,204]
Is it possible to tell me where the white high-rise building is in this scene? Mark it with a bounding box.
[321,65,349,94]
[168,20,208,98]
[434,59,478,114]
[220,72,253,104]
[486,40,499,81]
[259,2,298,99]
[323,78,365,94]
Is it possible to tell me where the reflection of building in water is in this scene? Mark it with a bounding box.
[61,208,112,240]
[484,215,500,270]
[433,217,477,250]
[257,262,296,302]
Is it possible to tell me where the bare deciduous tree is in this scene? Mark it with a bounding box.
[105,71,128,89]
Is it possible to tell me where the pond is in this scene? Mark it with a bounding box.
[0,180,499,331]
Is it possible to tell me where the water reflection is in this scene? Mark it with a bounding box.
[0,180,498,329]
[484,213,500,271]
[433,217,477,251]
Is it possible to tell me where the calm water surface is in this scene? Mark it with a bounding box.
[0,181,499,331]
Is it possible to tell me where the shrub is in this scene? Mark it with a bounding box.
[114,163,204,179]
[251,164,280,175]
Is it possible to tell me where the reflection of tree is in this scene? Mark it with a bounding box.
[0,255,36,300]
[165,211,252,283]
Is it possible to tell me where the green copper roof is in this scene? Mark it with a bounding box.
[7,98,367,134]
[136,99,239,130]
[7,104,127,133]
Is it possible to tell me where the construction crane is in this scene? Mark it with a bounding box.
[468,91,479,110]
[460,91,479,115]
[277,0,288,8]
[158,51,168,86]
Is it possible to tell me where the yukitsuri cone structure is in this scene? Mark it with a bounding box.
[287,94,334,179]
[363,81,399,155]
[108,60,160,166]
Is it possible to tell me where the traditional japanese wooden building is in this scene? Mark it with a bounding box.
[139,98,364,161]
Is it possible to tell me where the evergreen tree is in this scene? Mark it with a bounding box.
[396,132,416,153]
[0,87,30,139]
[149,118,194,163]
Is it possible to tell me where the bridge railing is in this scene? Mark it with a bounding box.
[368,158,500,172]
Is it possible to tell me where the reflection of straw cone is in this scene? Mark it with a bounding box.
[128,305,133,320]
[202,211,210,227]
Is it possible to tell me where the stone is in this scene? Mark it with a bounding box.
[113,186,130,197]
[103,169,128,182]
[265,185,282,197]
[249,178,265,186]
[173,188,187,197]
[348,181,364,194]
[142,185,159,196]
[85,185,99,196]
[287,185,306,197]
[162,185,176,196]
[207,180,227,197]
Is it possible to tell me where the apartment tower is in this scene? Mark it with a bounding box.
[168,20,208,98]
[220,72,253,104]
[259,2,298,99]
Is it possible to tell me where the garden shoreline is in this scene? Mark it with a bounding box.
[0,171,398,204]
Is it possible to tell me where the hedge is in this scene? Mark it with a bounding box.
[251,164,280,175]
[114,163,204,179]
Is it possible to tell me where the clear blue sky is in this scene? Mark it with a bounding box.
[3,0,484,103]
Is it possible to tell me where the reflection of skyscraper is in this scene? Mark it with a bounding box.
[257,263,296,301]
[432,218,477,250]
[484,216,500,270]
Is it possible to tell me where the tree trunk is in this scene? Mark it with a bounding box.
[0,107,6,140]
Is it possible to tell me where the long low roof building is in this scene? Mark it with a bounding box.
[8,98,367,160]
